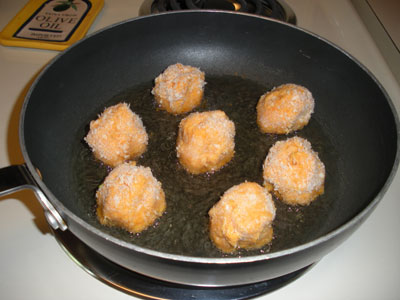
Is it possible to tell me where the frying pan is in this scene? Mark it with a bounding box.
[0,11,399,287]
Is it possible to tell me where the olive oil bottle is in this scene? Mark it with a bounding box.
[0,0,103,50]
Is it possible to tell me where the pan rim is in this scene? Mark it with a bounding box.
[19,10,400,264]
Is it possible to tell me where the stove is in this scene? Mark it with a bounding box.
[53,229,311,299]
[139,0,296,24]
[1,0,399,299]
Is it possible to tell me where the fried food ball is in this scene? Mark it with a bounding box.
[263,136,325,205]
[96,162,166,233]
[85,103,148,168]
[176,110,235,174]
[257,83,314,134]
[151,63,206,114]
[208,182,276,253]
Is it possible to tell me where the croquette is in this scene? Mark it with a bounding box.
[209,182,276,253]
[257,83,314,134]
[152,63,206,114]
[85,103,148,167]
[176,110,235,174]
[96,162,166,233]
[263,136,325,205]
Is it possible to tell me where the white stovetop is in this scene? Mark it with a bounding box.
[1,0,399,299]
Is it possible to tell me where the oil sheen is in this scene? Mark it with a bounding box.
[73,75,337,258]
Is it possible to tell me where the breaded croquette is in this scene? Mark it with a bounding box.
[85,103,148,167]
[257,84,314,134]
[152,63,205,114]
[176,110,235,174]
[209,182,276,253]
[96,162,166,233]
[263,136,325,205]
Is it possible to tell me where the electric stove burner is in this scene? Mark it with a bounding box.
[53,229,312,299]
[139,0,296,24]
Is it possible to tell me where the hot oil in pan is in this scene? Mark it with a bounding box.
[74,75,338,258]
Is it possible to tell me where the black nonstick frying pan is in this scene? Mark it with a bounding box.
[0,11,399,287]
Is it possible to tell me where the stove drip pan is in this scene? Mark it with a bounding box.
[53,229,312,299]
[139,0,296,24]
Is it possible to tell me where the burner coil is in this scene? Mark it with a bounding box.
[149,0,295,24]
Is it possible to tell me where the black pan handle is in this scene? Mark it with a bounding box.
[0,164,67,231]
[0,165,37,195]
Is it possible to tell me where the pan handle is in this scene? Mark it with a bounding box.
[0,164,67,231]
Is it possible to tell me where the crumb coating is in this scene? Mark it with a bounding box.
[209,182,276,253]
[176,110,235,174]
[85,103,148,167]
[263,136,325,205]
[152,63,205,114]
[257,83,314,134]
[96,162,166,233]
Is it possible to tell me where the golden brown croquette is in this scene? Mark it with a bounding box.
[152,63,205,114]
[209,182,276,253]
[176,110,235,174]
[96,162,166,233]
[263,136,325,205]
[257,83,314,134]
[85,103,148,167]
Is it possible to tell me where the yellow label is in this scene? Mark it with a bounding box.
[0,0,103,50]
[15,0,91,42]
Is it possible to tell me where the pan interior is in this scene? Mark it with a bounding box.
[72,75,339,258]
[21,12,398,259]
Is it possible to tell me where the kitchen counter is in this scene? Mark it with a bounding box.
[1,0,399,299]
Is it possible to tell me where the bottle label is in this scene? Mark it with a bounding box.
[14,0,92,42]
